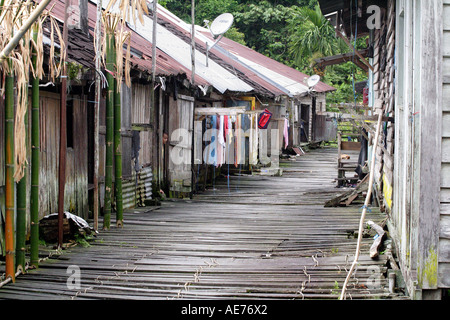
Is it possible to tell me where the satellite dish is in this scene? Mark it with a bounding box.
[306,75,321,88]
[205,13,234,67]
[209,13,234,37]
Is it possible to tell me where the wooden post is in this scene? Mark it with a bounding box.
[93,0,102,232]
[58,0,70,248]
[151,0,159,195]
[190,0,195,199]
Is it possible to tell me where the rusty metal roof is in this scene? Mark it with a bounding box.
[41,0,209,84]
[40,0,334,97]
[198,30,336,95]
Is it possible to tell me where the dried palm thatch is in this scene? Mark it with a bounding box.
[105,0,149,25]
[101,0,149,89]
[0,0,65,181]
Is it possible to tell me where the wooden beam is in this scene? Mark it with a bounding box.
[336,30,374,72]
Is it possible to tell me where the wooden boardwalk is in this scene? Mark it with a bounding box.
[0,147,406,300]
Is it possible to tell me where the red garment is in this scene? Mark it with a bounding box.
[224,115,229,140]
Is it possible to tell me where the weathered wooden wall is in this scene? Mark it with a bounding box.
[391,0,413,295]
[372,1,396,211]
[440,0,450,290]
[390,0,447,297]
[122,83,153,208]
[168,94,194,197]
[39,92,89,219]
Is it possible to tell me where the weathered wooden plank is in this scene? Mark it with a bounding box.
[0,147,402,299]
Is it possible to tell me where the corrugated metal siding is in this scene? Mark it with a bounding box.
[122,166,153,209]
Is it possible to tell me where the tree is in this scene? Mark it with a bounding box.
[287,5,348,70]
[162,0,246,44]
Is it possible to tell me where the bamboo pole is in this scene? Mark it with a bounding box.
[15,80,28,272]
[114,76,123,227]
[30,26,40,268]
[103,31,114,230]
[5,69,15,282]
[339,111,383,300]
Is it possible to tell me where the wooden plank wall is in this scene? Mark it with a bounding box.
[39,92,89,220]
[392,0,445,295]
[391,0,414,294]
[123,83,153,208]
[440,0,450,289]
[131,83,152,166]
[168,95,194,197]
[372,0,396,212]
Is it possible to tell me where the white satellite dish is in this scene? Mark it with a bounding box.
[209,13,234,37]
[205,13,234,67]
[306,75,321,88]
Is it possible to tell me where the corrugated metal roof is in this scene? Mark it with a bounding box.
[41,0,334,97]
[199,30,336,95]
[89,0,253,94]
[155,3,334,97]
[41,0,207,83]
[156,5,285,97]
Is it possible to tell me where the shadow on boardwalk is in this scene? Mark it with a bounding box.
[0,147,407,300]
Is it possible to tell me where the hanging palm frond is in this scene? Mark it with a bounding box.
[115,27,131,90]
[105,0,148,25]
[101,10,132,89]
[0,0,66,181]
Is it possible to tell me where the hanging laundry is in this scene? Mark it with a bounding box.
[235,115,244,167]
[218,115,225,146]
[217,115,225,167]
[283,118,289,149]
[249,114,258,165]
[204,115,218,165]
[258,108,272,129]
[225,116,234,165]
[224,115,229,141]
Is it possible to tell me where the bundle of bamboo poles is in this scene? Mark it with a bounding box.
[99,0,147,229]
[0,0,64,281]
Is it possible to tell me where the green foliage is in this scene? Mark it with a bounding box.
[287,5,348,69]
[233,1,294,64]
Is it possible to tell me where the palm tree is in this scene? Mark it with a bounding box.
[288,5,348,70]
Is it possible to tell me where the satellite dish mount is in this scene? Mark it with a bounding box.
[205,13,234,67]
